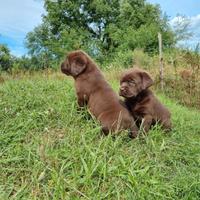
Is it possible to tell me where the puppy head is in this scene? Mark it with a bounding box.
[119,68,153,98]
[61,50,88,77]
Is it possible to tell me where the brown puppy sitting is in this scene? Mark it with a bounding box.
[119,68,171,133]
[61,50,138,137]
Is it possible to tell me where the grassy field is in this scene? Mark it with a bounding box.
[0,71,200,199]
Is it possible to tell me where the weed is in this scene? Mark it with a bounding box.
[1,71,200,199]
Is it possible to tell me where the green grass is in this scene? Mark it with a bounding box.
[0,72,200,200]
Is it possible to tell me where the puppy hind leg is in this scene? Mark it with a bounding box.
[143,115,153,133]
[128,130,138,139]
[128,123,139,139]
[162,119,172,132]
[101,126,110,136]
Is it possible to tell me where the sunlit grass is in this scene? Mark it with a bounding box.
[0,71,200,199]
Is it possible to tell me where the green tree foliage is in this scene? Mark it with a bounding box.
[0,44,13,71]
[25,23,55,68]
[25,0,175,65]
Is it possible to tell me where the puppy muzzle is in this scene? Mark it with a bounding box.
[61,62,70,75]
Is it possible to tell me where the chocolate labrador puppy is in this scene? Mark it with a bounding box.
[61,50,138,137]
[119,68,171,133]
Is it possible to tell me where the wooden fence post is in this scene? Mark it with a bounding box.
[158,32,164,90]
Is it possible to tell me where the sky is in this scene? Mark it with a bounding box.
[148,0,200,48]
[0,0,200,57]
[0,0,44,56]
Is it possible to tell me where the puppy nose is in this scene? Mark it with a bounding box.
[61,62,69,74]
[120,86,126,91]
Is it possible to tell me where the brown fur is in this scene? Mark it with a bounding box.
[61,50,138,137]
[119,68,171,133]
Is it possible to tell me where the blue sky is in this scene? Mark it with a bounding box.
[148,0,200,48]
[0,0,44,56]
[0,0,200,56]
[148,0,200,17]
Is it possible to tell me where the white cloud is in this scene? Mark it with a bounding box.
[0,0,44,38]
[190,14,200,28]
[170,14,200,48]
[0,0,45,56]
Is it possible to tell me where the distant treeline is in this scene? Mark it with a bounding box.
[0,0,195,71]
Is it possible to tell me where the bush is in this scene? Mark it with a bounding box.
[0,44,13,71]
[111,50,134,69]
[132,49,153,69]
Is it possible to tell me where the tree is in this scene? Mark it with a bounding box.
[171,15,192,42]
[25,0,175,65]
[0,44,13,71]
[25,23,55,68]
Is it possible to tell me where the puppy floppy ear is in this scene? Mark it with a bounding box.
[140,71,153,90]
[70,55,87,76]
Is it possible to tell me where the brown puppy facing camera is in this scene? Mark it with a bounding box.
[61,50,138,137]
[119,68,171,133]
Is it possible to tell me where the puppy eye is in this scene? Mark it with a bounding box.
[128,80,136,85]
